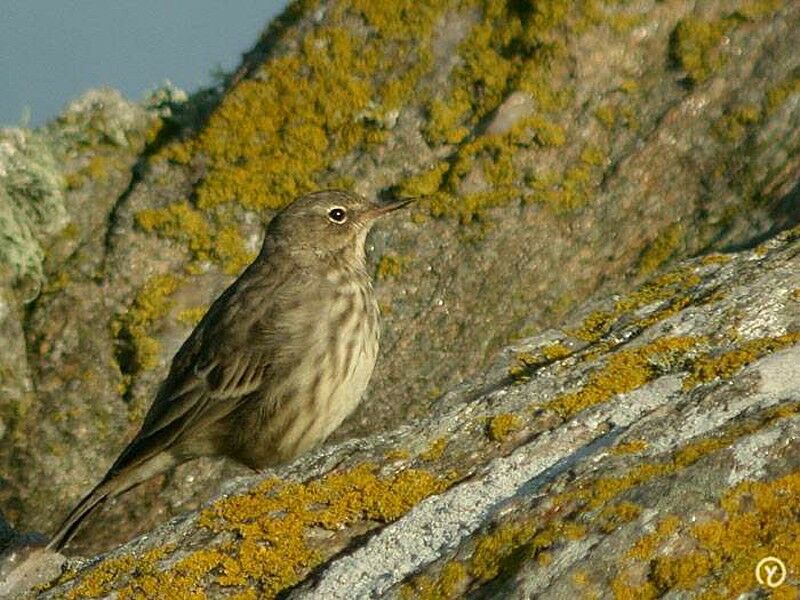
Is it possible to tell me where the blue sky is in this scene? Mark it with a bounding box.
[0,1,288,126]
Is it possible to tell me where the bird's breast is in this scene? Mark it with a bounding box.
[237,275,379,467]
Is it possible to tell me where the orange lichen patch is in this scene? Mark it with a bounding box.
[544,336,701,418]
[62,545,174,600]
[487,413,523,442]
[66,464,448,599]
[136,201,214,259]
[159,2,445,212]
[626,514,681,560]
[682,332,800,390]
[399,562,469,600]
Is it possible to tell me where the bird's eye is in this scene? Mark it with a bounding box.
[327,207,347,224]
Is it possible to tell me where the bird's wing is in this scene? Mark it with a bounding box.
[106,265,289,477]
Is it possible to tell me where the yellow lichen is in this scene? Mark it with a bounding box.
[636,223,683,277]
[65,464,448,599]
[420,437,448,462]
[670,17,735,84]
[713,103,761,143]
[376,254,408,280]
[682,332,800,390]
[545,336,701,418]
[618,471,800,598]
[611,439,648,455]
[487,413,523,442]
[177,306,208,327]
[765,75,800,115]
[597,501,641,534]
[112,274,183,372]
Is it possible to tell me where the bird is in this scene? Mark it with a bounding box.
[48,189,413,551]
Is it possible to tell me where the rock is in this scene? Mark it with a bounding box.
[26,224,800,598]
[1,0,800,565]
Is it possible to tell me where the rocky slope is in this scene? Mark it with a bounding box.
[1,0,799,574]
[13,219,800,598]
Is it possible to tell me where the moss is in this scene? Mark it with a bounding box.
[670,17,735,84]
[487,413,523,442]
[682,332,800,390]
[112,274,183,373]
[636,223,684,277]
[65,464,448,598]
[544,336,701,418]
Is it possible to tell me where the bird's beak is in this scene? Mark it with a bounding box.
[369,197,416,219]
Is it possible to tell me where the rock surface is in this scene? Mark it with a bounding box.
[1,0,799,579]
[20,222,800,598]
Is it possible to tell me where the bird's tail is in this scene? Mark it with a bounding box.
[46,480,113,552]
[47,452,176,552]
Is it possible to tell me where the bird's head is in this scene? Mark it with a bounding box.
[261,190,413,266]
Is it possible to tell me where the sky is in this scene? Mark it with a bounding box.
[0,1,289,126]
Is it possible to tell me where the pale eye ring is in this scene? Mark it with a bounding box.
[328,206,347,224]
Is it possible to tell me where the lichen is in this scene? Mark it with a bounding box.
[682,332,800,390]
[62,464,449,599]
[670,17,734,84]
[713,103,762,143]
[616,470,800,598]
[570,266,703,344]
[111,274,183,373]
[487,413,523,442]
[765,74,800,115]
[376,254,408,280]
[636,223,684,277]
[420,437,448,461]
[544,336,701,418]
[177,306,208,327]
